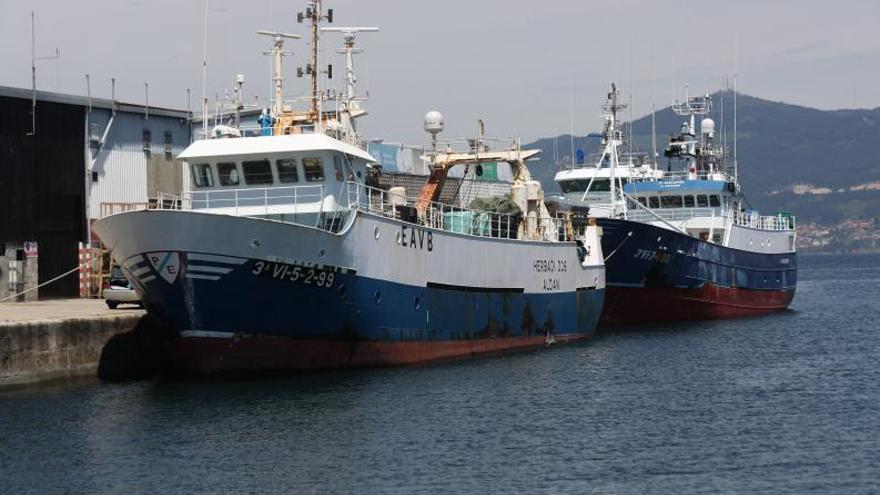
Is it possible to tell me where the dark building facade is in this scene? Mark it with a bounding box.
[0,95,86,298]
[0,86,192,300]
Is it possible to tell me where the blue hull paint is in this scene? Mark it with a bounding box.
[596,218,797,322]
[126,253,604,343]
[598,218,797,290]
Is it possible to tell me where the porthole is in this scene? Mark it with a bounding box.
[337,284,347,299]
[318,249,325,258]
[414,296,421,310]
[374,290,382,305]
[374,226,380,240]
[395,231,402,245]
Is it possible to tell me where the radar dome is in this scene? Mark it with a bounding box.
[424,111,444,135]
[700,117,716,138]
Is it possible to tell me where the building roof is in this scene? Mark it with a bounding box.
[177,133,376,162]
[0,85,191,119]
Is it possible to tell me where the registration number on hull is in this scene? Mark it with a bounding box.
[251,260,335,288]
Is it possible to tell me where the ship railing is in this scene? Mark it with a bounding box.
[192,123,329,140]
[624,206,724,224]
[630,170,735,184]
[100,202,150,217]
[730,210,796,231]
[346,182,566,242]
[152,184,327,216]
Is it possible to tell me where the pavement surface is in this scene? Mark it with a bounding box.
[0,299,144,323]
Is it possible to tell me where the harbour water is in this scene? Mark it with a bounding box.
[1,254,878,494]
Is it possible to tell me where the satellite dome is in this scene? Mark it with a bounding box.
[700,117,715,138]
[424,111,444,135]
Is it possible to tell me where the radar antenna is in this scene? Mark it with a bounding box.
[256,30,301,118]
[321,26,378,142]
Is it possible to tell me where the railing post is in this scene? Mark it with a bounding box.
[293,186,298,223]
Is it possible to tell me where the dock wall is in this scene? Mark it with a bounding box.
[0,313,166,387]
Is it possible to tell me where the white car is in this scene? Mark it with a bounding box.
[102,266,142,309]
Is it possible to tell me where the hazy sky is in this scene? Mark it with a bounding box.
[1,0,878,143]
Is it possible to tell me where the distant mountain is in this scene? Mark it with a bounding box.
[525,91,880,226]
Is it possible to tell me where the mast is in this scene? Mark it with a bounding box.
[298,1,334,126]
[257,30,300,118]
[603,83,627,216]
[569,85,575,170]
[202,0,209,138]
[651,59,657,171]
[321,26,378,142]
[310,3,318,119]
[733,74,738,182]
[28,12,59,136]
[30,11,35,136]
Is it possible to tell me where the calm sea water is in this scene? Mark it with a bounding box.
[1,254,879,494]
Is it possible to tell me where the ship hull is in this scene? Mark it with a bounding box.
[94,209,605,373]
[169,334,575,374]
[596,217,796,324]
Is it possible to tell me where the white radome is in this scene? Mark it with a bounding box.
[424,111,444,134]
[701,117,716,138]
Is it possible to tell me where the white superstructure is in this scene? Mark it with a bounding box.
[555,83,796,254]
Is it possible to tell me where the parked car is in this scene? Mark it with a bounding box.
[102,265,142,309]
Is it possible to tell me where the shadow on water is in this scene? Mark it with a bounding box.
[94,311,568,386]
[96,313,175,382]
[597,305,801,336]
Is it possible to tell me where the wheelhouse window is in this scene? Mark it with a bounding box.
[303,157,324,182]
[648,196,660,209]
[588,179,610,192]
[333,155,345,181]
[637,197,647,207]
[276,159,299,183]
[191,163,214,187]
[217,162,240,186]
[559,180,587,194]
[709,195,721,207]
[684,195,695,208]
[661,195,683,208]
[242,159,273,185]
[696,194,709,207]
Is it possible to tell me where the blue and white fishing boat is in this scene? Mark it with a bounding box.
[555,83,796,323]
[93,2,605,373]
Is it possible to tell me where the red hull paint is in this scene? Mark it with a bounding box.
[167,334,588,374]
[601,284,795,324]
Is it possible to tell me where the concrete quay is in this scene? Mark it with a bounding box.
[0,299,164,388]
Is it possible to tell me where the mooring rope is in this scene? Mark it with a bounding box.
[0,244,113,304]
[603,231,633,262]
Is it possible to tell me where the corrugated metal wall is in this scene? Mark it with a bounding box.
[87,109,190,219]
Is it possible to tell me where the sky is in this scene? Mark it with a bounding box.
[1,0,878,144]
